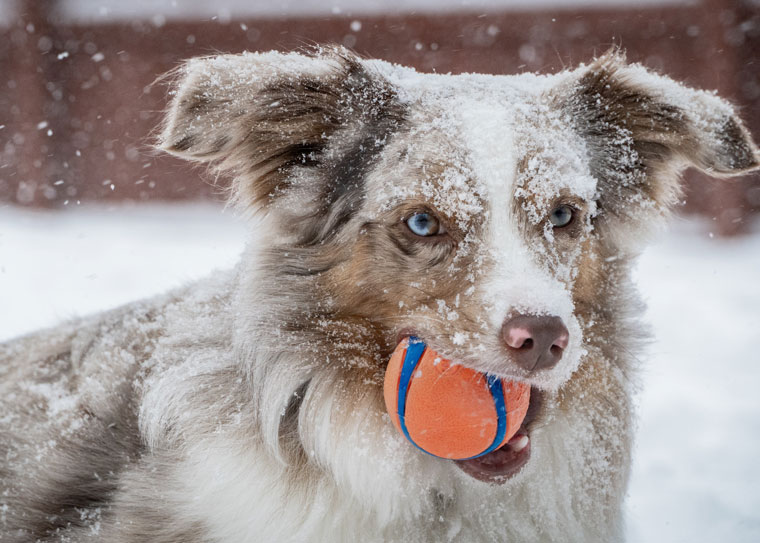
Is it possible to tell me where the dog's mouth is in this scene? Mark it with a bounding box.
[454,387,543,484]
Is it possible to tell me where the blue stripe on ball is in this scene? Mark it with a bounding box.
[397,336,430,456]
[480,375,508,456]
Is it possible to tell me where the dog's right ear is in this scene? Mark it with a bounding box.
[158,48,401,209]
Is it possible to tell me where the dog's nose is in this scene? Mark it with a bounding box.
[501,314,569,373]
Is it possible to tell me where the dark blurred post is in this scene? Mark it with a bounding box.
[738,0,760,220]
[689,0,758,235]
[4,0,55,207]
[722,0,760,235]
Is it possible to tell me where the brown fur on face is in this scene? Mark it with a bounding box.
[232,48,756,385]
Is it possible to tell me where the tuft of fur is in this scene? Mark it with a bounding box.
[2,47,758,542]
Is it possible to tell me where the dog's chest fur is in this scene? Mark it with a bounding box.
[1,48,757,542]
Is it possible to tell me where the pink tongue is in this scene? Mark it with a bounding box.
[454,432,531,483]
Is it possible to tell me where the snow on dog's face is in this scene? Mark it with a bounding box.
[160,48,758,489]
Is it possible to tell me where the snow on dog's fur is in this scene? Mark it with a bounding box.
[1,47,758,542]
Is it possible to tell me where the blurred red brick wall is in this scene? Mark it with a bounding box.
[1,0,758,234]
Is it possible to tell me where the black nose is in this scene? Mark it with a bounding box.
[501,314,569,373]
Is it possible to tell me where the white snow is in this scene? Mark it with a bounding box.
[627,217,760,543]
[0,204,245,340]
[0,204,758,541]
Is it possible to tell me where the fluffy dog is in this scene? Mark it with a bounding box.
[1,47,758,542]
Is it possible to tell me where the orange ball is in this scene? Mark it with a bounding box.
[384,337,530,460]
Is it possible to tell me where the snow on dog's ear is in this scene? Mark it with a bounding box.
[564,50,759,231]
[159,47,403,211]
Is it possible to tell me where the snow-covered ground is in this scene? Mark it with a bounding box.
[1,203,758,542]
[628,218,760,543]
[0,204,247,337]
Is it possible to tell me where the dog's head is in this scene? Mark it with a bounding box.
[159,47,758,491]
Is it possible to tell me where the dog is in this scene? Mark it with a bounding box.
[1,46,758,542]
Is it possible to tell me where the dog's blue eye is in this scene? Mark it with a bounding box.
[406,212,441,237]
[549,205,574,228]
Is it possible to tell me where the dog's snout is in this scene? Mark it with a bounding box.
[501,314,569,373]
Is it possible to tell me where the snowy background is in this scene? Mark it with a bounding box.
[1,203,759,542]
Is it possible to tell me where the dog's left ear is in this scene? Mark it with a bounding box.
[158,47,402,211]
[564,50,759,222]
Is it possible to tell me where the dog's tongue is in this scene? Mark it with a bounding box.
[454,431,531,484]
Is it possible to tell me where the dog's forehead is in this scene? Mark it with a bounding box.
[367,65,597,224]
